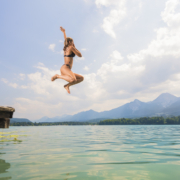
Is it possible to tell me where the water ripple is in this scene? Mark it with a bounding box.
[1,125,180,180]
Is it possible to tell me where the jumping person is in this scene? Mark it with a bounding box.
[51,27,84,94]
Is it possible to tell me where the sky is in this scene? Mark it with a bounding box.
[1,0,180,120]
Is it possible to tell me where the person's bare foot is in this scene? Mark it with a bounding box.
[64,85,70,94]
[51,74,58,81]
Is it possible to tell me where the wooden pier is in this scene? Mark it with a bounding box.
[0,106,15,128]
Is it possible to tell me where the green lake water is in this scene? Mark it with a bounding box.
[0,125,180,180]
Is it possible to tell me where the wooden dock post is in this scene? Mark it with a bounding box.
[0,106,15,128]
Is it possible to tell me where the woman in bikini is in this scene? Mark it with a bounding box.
[51,26,84,94]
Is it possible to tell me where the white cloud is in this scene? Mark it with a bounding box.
[95,0,120,7]
[21,85,28,89]
[127,0,180,63]
[48,44,56,52]
[1,78,18,88]
[83,66,89,71]
[81,48,87,51]
[82,72,106,100]
[102,7,126,38]
[95,0,127,38]
[49,43,63,54]
[13,98,64,120]
[38,62,45,66]
[1,78,8,84]
[120,0,180,97]
[110,50,124,61]
[19,73,26,80]
[161,0,180,27]
[59,40,63,42]
[97,51,145,83]
[27,72,50,95]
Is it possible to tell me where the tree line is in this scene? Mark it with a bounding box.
[9,116,180,126]
[98,116,180,125]
[10,121,96,126]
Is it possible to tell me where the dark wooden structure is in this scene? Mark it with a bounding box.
[0,106,15,128]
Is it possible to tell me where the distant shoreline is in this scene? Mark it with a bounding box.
[9,116,180,126]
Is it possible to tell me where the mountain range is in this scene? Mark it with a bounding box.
[34,93,180,123]
[10,118,32,123]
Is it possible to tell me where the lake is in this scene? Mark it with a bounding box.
[0,125,180,180]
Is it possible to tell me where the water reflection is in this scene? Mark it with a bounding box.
[0,159,11,180]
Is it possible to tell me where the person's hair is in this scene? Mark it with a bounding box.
[63,37,73,51]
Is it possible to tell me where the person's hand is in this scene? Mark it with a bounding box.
[60,26,65,33]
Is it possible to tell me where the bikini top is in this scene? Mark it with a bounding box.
[64,51,76,57]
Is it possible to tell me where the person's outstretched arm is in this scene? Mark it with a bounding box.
[60,26,66,40]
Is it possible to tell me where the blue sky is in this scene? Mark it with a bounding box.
[1,0,180,120]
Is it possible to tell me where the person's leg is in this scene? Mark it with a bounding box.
[51,65,77,83]
[64,73,84,93]
[51,74,74,82]
[65,73,84,87]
